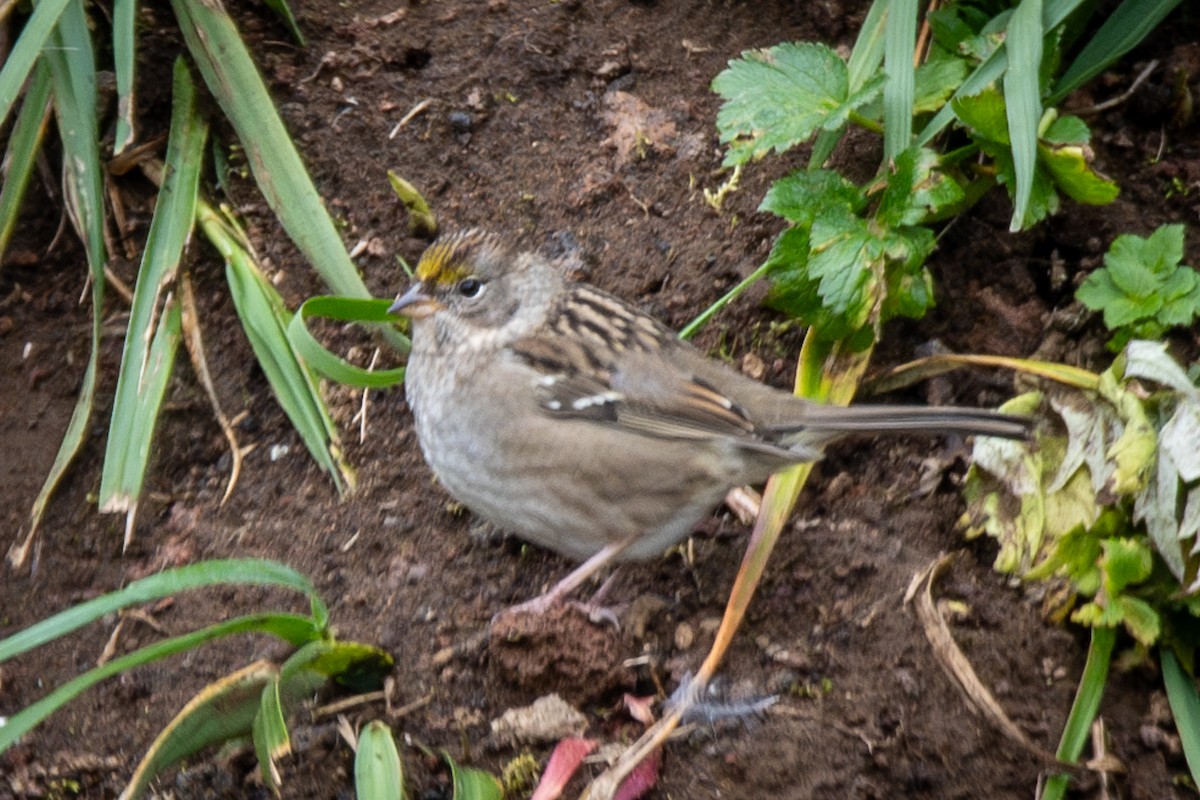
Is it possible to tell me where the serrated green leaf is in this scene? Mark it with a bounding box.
[1106,238,1163,295]
[759,169,864,225]
[913,54,969,114]
[808,214,879,322]
[878,147,965,226]
[1075,270,1122,313]
[764,228,821,320]
[1039,143,1119,205]
[1101,537,1153,594]
[713,42,884,166]
[952,86,1009,144]
[1042,113,1090,145]
[1142,223,1187,272]
[1116,595,1161,645]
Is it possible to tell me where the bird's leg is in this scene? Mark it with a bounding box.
[493,534,639,625]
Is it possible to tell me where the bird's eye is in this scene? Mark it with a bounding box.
[457,278,484,298]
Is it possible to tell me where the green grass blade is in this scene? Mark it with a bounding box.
[262,0,306,46]
[882,0,918,162]
[23,0,110,559]
[1050,0,1183,104]
[122,661,277,800]
[678,259,772,340]
[253,675,288,791]
[170,0,367,301]
[915,0,1086,146]
[112,0,138,154]
[289,296,407,388]
[99,59,207,538]
[196,201,353,493]
[1042,625,1116,800]
[356,721,404,800]
[810,0,888,166]
[0,558,321,662]
[0,612,321,754]
[1162,649,1200,788]
[0,61,53,266]
[446,751,503,800]
[1003,0,1044,232]
[0,0,70,128]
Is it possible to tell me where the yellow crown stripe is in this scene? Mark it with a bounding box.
[415,230,497,284]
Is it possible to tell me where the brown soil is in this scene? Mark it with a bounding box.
[3,1,1200,798]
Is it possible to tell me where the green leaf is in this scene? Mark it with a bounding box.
[112,0,137,154]
[197,201,354,494]
[882,0,918,161]
[23,0,109,557]
[170,0,407,363]
[0,62,52,266]
[123,662,278,800]
[1041,113,1090,145]
[445,751,503,800]
[912,54,969,114]
[1003,0,1045,232]
[1077,226,1199,347]
[809,0,889,167]
[0,558,322,663]
[1116,595,1161,645]
[713,42,884,166]
[759,169,864,225]
[1050,0,1185,104]
[1042,626,1116,800]
[1,613,320,757]
[764,227,822,321]
[1162,648,1200,789]
[288,296,408,388]
[100,59,208,545]
[878,147,965,226]
[916,0,1089,146]
[1100,537,1153,595]
[262,0,307,46]
[356,721,404,800]
[0,0,71,128]
[808,213,879,324]
[1039,142,1120,205]
[952,86,1009,144]
[253,674,289,791]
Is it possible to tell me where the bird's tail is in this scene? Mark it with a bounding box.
[773,403,1032,441]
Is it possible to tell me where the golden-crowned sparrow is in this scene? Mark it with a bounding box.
[390,230,1029,606]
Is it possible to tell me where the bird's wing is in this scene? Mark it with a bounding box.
[509,285,773,444]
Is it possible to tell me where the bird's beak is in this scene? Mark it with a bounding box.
[388,284,443,319]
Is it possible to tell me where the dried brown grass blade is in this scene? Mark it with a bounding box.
[906,553,1060,766]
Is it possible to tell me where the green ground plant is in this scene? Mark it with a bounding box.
[0,559,392,797]
[959,340,1200,797]
[0,1,404,561]
[1076,224,1200,351]
[633,1,1193,798]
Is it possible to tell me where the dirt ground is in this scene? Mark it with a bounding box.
[3,1,1200,798]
